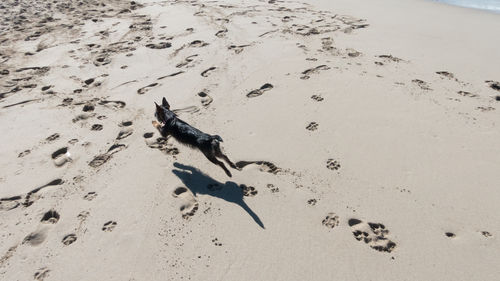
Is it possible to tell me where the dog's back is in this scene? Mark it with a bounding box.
[165,117,217,149]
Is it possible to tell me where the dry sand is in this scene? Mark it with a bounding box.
[0,0,499,280]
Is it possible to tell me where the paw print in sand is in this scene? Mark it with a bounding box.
[311,95,324,101]
[240,184,257,197]
[322,212,339,228]
[326,159,341,171]
[349,219,396,253]
[102,221,117,232]
[306,122,318,131]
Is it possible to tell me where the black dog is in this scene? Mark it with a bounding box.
[153,97,239,177]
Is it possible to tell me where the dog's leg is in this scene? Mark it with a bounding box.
[203,151,232,177]
[214,144,239,170]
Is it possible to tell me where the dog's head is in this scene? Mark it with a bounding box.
[153,97,174,132]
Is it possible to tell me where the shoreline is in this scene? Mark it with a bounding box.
[433,0,500,13]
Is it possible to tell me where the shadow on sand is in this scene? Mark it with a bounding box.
[172,162,265,229]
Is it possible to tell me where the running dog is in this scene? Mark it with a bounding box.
[153,97,239,177]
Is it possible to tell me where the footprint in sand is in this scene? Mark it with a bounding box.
[176,54,198,68]
[62,234,77,245]
[300,65,330,80]
[326,158,341,171]
[189,40,209,47]
[72,113,94,123]
[102,221,117,232]
[215,29,228,38]
[247,83,273,98]
[412,79,432,91]
[212,237,223,246]
[307,199,318,206]
[475,106,493,112]
[445,232,456,238]
[266,183,279,193]
[116,128,133,140]
[83,78,95,86]
[40,210,60,224]
[98,100,126,109]
[23,179,64,208]
[348,218,397,253]
[306,122,318,131]
[201,67,217,77]
[61,98,74,107]
[320,37,339,54]
[46,133,60,142]
[157,71,184,80]
[436,71,455,79]
[23,228,48,246]
[18,149,31,158]
[0,196,21,211]
[322,212,340,228]
[91,124,103,131]
[228,44,251,54]
[137,83,159,95]
[34,267,50,281]
[89,144,127,168]
[481,231,493,238]
[457,91,478,98]
[172,106,200,115]
[51,147,71,167]
[93,55,111,66]
[77,211,90,222]
[485,80,500,92]
[378,55,404,63]
[145,42,171,49]
[198,91,213,107]
[172,187,199,219]
[82,104,95,112]
[120,121,133,127]
[143,133,179,156]
[83,192,97,201]
[311,94,324,101]
[476,106,493,112]
[235,160,281,174]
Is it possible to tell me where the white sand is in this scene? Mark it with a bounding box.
[1,0,499,280]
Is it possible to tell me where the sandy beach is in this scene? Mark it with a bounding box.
[1,0,499,280]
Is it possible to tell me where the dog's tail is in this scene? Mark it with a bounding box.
[212,135,223,142]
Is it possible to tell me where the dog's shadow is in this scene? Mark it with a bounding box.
[172,162,265,229]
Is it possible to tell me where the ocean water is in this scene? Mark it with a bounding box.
[434,0,500,12]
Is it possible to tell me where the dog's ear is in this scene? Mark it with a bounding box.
[162,97,170,109]
[155,102,164,121]
[155,102,162,112]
